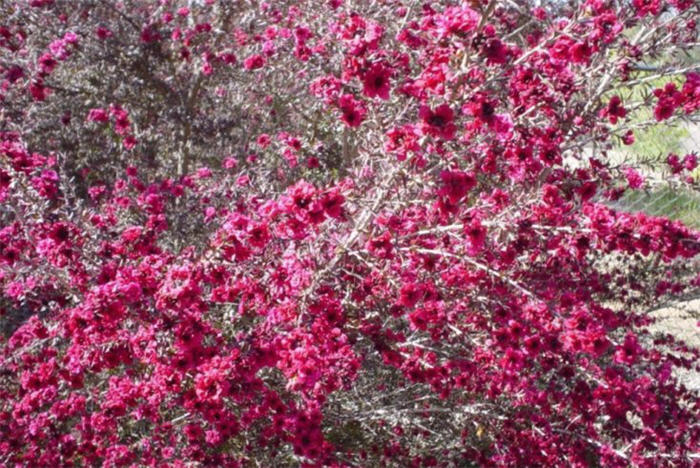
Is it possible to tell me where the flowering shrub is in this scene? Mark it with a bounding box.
[1,0,699,466]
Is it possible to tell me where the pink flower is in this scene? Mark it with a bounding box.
[122,135,137,150]
[256,134,271,148]
[624,168,644,189]
[243,54,265,70]
[121,226,143,242]
[622,130,635,145]
[434,5,480,38]
[49,39,69,60]
[197,167,212,179]
[310,75,342,104]
[5,280,24,299]
[38,53,57,74]
[32,169,59,199]
[683,153,697,171]
[63,32,78,45]
[87,108,109,123]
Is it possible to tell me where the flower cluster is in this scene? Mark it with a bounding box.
[0,1,698,466]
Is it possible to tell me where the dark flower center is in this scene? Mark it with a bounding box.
[481,102,494,117]
[55,226,70,241]
[428,115,445,127]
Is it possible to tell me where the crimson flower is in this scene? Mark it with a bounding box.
[362,63,391,100]
[243,54,265,70]
[87,108,109,123]
[483,38,508,65]
[438,170,476,204]
[419,104,456,140]
[338,94,366,128]
[601,95,626,124]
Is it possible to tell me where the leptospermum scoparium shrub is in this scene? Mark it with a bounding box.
[1,0,699,466]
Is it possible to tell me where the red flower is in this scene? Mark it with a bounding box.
[438,170,476,204]
[577,181,597,201]
[122,135,137,150]
[464,219,486,255]
[633,0,661,16]
[399,282,424,308]
[367,231,393,259]
[338,94,366,128]
[419,104,456,140]
[483,38,508,65]
[362,63,391,100]
[321,190,345,219]
[140,24,161,43]
[28,79,48,101]
[654,101,675,121]
[653,83,682,121]
[4,65,24,83]
[614,333,641,364]
[95,26,112,39]
[570,41,592,64]
[467,97,505,131]
[601,95,626,124]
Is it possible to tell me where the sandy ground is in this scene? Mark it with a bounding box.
[648,298,700,391]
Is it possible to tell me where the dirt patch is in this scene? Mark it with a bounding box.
[648,299,700,391]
